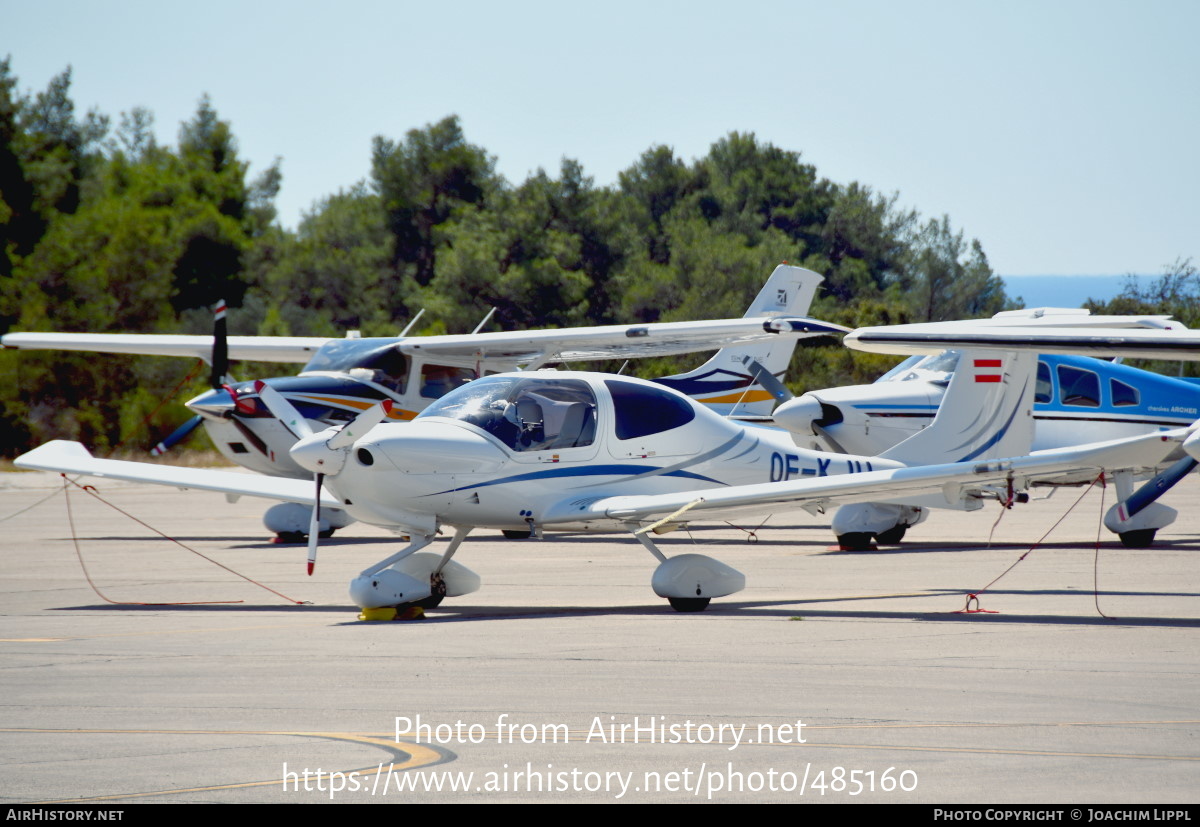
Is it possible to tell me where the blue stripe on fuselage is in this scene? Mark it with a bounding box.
[423,464,727,497]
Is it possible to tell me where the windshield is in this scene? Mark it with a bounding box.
[876,351,960,383]
[418,376,597,452]
[301,338,409,392]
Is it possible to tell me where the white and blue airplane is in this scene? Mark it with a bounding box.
[773,310,1200,548]
[17,337,1198,614]
[3,264,843,539]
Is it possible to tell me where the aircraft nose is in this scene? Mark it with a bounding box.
[185,387,236,419]
[290,429,346,475]
[772,394,828,435]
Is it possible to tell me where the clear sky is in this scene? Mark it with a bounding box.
[5,0,1196,276]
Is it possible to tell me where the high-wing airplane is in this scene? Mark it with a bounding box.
[4,264,844,539]
[774,311,1200,548]
[17,338,1197,615]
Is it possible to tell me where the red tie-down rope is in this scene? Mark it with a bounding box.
[955,473,1108,615]
[108,358,207,456]
[60,474,306,606]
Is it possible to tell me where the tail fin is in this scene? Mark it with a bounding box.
[655,264,823,417]
[880,350,1037,465]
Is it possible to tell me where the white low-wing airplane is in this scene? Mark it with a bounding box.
[17,339,1199,614]
[772,309,1200,548]
[4,264,843,539]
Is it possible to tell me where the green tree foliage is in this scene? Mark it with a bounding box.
[0,58,45,282]
[902,215,1008,322]
[407,158,624,333]
[1,71,276,453]
[818,183,916,304]
[253,185,393,336]
[371,116,495,288]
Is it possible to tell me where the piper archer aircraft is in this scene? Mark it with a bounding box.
[3,264,843,539]
[775,311,1200,549]
[17,338,1199,614]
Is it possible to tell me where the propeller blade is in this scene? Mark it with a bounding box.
[813,423,849,454]
[149,414,204,456]
[210,298,229,388]
[254,380,314,439]
[307,472,323,575]
[327,399,394,450]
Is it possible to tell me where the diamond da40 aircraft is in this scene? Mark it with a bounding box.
[18,336,1200,614]
[4,264,843,540]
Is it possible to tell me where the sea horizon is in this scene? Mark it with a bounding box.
[999,273,1157,309]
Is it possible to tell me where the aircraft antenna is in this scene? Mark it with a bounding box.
[471,307,497,334]
[398,308,426,337]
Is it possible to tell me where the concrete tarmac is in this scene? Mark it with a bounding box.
[1,469,1197,804]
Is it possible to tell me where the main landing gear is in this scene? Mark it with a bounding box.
[1103,464,1193,549]
[349,527,481,614]
[347,522,748,615]
[264,502,353,543]
[832,504,927,551]
[629,525,745,612]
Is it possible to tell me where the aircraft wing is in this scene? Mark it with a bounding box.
[1,333,329,364]
[395,316,848,365]
[541,425,1197,525]
[13,440,337,507]
[2,319,845,367]
[845,323,1200,361]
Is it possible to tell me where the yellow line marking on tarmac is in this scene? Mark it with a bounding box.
[8,729,445,804]
[0,638,68,642]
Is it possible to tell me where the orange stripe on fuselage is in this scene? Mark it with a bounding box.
[294,394,418,420]
[694,389,775,404]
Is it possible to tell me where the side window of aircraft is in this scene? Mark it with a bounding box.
[605,380,696,440]
[1035,361,1052,404]
[1057,365,1100,407]
[420,364,476,399]
[1111,378,1139,407]
[418,377,598,452]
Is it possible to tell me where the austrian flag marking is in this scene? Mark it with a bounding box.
[974,358,1003,383]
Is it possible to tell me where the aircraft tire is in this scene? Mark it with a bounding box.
[1118,529,1157,549]
[837,532,875,551]
[501,529,533,540]
[874,525,908,545]
[407,594,444,609]
[667,597,710,612]
[398,579,447,610]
